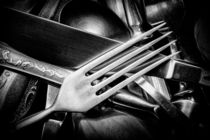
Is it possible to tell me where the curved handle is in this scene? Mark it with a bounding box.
[16,107,54,130]
[0,42,72,85]
[39,0,60,19]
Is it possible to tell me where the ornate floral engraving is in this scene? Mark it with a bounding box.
[0,70,9,90]
[0,48,65,80]
[12,79,39,122]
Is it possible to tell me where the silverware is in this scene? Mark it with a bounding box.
[38,0,60,19]
[15,23,178,129]
[135,76,189,124]
[41,85,68,140]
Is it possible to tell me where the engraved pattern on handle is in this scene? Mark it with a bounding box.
[0,43,72,85]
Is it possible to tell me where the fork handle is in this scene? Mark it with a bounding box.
[16,107,54,130]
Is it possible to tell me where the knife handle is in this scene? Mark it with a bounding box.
[0,42,71,85]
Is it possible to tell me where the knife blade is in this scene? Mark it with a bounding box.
[1,7,209,87]
[0,7,121,69]
[1,41,210,86]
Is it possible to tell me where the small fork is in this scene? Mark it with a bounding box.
[16,22,179,129]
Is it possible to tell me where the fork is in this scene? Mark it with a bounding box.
[16,22,179,129]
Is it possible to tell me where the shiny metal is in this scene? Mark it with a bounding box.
[121,0,171,101]
[144,76,170,100]
[0,7,123,68]
[0,42,71,85]
[39,0,60,19]
[1,3,177,124]
[0,40,180,121]
[41,85,67,140]
[100,0,151,35]
[153,59,203,83]
[173,99,197,118]
[92,1,172,102]
[110,89,158,112]
[1,41,208,86]
[41,119,64,140]
[45,85,60,108]
[15,27,177,129]
[0,70,28,111]
[123,0,146,34]
[12,78,39,123]
[124,0,152,34]
[145,0,185,33]
[59,0,131,42]
[178,62,210,87]
[98,0,128,25]
[15,51,178,129]
[0,23,167,85]
[134,76,190,124]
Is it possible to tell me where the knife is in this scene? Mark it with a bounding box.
[1,41,210,86]
[0,6,121,69]
[1,7,209,86]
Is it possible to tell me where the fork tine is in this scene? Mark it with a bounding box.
[151,20,165,26]
[94,40,176,92]
[80,22,166,73]
[89,32,173,80]
[95,52,180,104]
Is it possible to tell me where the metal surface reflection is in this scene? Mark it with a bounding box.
[0,0,210,140]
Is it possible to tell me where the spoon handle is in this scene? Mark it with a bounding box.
[39,0,60,19]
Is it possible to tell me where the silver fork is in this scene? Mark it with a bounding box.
[16,22,179,129]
